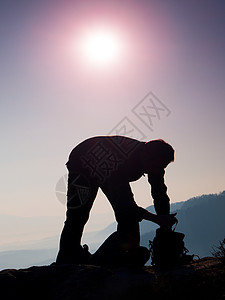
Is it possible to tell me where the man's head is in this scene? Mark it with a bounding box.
[142,139,175,173]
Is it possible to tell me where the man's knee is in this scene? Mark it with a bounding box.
[115,203,140,223]
[67,171,98,208]
[65,207,90,226]
[154,198,170,215]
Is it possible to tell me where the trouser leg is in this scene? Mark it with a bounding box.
[101,183,141,250]
[153,194,170,215]
[56,172,98,264]
[91,183,147,267]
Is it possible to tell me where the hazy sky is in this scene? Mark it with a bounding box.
[1,0,225,230]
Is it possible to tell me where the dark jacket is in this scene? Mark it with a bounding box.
[67,136,170,214]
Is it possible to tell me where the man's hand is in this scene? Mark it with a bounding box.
[138,207,177,229]
[155,213,178,229]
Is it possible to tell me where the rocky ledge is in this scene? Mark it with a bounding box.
[0,257,224,300]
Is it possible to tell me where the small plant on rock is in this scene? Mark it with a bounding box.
[212,237,225,264]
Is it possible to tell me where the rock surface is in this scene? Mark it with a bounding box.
[0,257,224,300]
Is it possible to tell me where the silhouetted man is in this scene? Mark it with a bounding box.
[56,135,176,265]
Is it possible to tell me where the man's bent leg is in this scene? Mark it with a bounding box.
[95,183,149,267]
[101,183,141,251]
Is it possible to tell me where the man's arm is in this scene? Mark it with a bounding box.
[148,169,170,215]
[137,207,177,229]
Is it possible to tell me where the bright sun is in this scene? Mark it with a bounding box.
[77,27,123,67]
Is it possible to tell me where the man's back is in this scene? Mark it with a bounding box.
[66,136,145,184]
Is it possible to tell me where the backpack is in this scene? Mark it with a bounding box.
[90,231,150,268]
[149,227,193,268]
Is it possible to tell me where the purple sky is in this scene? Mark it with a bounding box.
[1,0,225,227]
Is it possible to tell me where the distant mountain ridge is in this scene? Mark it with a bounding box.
[0,191,224,270]
[141,191,225,258]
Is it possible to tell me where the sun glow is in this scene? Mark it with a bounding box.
[76,27,124,67]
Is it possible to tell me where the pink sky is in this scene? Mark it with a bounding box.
[1,0,224,227]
